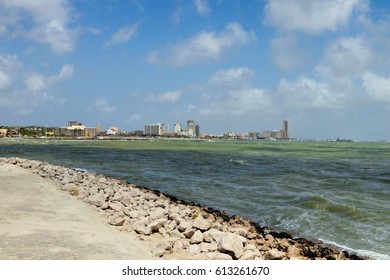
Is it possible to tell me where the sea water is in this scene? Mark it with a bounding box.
[1,139,389,259]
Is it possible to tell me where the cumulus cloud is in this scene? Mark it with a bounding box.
[277,34,376,109]
[93,98,115,114]
[200,67,273,116]
[208,67,254,87]
[270,35,306,70]
[264,0,367,34]
[145,90,181,103]
[104,23,139,48]
[24,64,74,92]
[0,54,20,90]
[322,36,372,75]
[0,54,72,114]
[193,0,211,17]
[361,72,390,104]
[153,22,256,66]
[0,0,77,53]
[278,77,347,109]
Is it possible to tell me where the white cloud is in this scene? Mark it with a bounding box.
[126,113,142,124]
[0,56,71,114]
[278,77,347,109]
[270,35,306,70]
[361,72,390,103]
[31,19,77,54]
[0,71,10,90]
[24,64,74,92]
[194,0,211,17]
[93,98,115,114]
[208,67,253,86]
[322,36,372,75]
[200,68,273,116]
[24,74,47,92]
[264,0,367,34]
[145,90,181,103]
[104,23,139,48]
[162,22,256,66]
[0,0,77,53]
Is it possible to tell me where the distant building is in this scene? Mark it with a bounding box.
[144,123,168,136]
[187,120,199,137]
[174,123,182,134]
[260,119,289,140]
[106,127,120,135]
[54,121,98,138]
[282,119,289,139]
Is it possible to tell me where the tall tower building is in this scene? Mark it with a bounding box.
[187,120,199,137]
[174,123,182,134]
[282,119,289,139]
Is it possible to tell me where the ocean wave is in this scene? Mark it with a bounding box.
[299,196,358,217]
[318,239,390,260]
[229,159,246,165]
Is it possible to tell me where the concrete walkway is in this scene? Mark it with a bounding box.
[0,163,155,260]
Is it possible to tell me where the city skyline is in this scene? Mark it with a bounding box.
[1,1,390,141]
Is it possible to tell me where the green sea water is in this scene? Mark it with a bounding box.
[1,139,389,259]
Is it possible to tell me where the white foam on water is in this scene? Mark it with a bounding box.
[319,239,390,260]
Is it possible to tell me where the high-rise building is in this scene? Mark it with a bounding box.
[282,119,289,139]
[187,120,199,137]
[144,123,168,136]
[174,123,182,134]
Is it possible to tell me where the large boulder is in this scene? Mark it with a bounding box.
[193,216,212,231]
[190,230,204,244]
[217,233,246,259]
[203,229,225,243]
[149,218,168,233]
[133,221,152,236]
[107,214,126,226]
[88,192,106,207]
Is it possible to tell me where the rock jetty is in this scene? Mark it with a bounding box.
[0,157,362,260]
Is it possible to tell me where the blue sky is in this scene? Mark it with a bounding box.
[1,0,390,140]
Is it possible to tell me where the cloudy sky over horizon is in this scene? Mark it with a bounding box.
[1,0,390,140]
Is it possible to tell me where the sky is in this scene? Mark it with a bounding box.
[1,0,390,140]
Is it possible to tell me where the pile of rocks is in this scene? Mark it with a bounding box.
[0,157,362,260]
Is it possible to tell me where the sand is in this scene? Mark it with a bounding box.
[0,163,156,260]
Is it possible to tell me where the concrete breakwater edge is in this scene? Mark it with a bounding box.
[0,157,362,260]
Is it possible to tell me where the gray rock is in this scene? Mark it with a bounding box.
[109,202,124,213]
[61,183,77,192]
[203,229,225,243]
[217,233,245,259]
[107,214,125,226]
[189,244,200,255]
[183,228,196,239]
[133,221,151,236]
[88,192,106,207]
[149,218,168,232]
[206,252,233,260]
[190,230,204,244]
[178,221,192,232]
[267,248,286,260]
[121,196,134,207]
[151,247,165,258]
[144,192,158,202]
[111,191,124,202]
[104,188,115,198]
[193,216,212,231]
[239,250,259,260]
[89,186,99,195]
[149,207,167,220]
